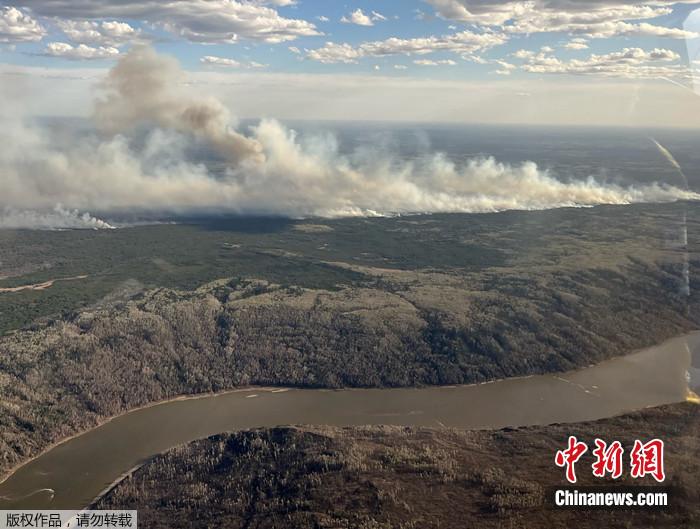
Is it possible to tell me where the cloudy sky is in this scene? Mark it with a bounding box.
[2,1,700,125]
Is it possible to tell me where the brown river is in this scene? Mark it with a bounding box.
[1,333,699,510]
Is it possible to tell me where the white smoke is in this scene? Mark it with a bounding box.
[652,137,689,188]
[94,47,264,165]
[0,47,698,228]
[0,205,115,230]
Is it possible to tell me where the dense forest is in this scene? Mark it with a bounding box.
[96,403,700,528]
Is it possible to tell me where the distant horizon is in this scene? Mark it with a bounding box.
[28,114,700,131]
[4,70,700,128]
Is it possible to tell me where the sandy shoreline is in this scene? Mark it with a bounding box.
[0,275,88,293]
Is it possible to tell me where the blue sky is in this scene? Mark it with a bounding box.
[3,1,700,125]
[1,1,700,79]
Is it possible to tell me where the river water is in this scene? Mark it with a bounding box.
[1,333,698,510]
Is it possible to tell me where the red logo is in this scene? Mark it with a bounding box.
[591,438,624,479]
[555,436,588,484]
[630,439,666,483]
[555,438,665,484]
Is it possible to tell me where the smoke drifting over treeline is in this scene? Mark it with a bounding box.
[1,47,698,230]
[0,206,114,230]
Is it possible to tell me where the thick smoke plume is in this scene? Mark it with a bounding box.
[0,47,698,229]
[95,47,264,165]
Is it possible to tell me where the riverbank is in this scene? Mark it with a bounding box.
[95,402,700,529]
[0,332,696,510]
[0,386,276,487]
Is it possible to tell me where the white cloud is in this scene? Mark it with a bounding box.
[56,20,140,47]
[13,0,321,43]
[201,55,242,67]
[394,64,408,69]
[414,58,457,65]
[492,59,517,75]
[463,54,488,64]
[513,49,535,60]
[201,55,267,69]
[307,43,363,64]
[513,46,688,79]
[0,6,45,43]
[341,8,374,26]
[288,46,300,54]
[316,15,329,22]
[44,42,120,60]
[564,38,589,50]
[254,0,297,5]
[307,30,507,64]
[530,19,698,39]
[424,0,699,39]
[341,8,388,26]
[424,0,519,24]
